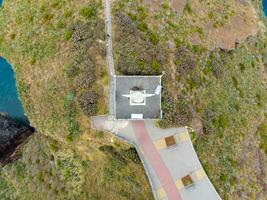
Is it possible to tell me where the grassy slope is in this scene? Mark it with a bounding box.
[0,0,266,199]
[113,0,266,199]
[0,0,152,199]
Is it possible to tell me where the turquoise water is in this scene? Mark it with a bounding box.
[0,1,29,125]
[0,57,29,124]
[264,0,267,16]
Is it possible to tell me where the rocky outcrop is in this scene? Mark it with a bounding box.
[145,0,260,51]
[187,0,259,50]
[144,0,186,16]
[0,113,34,165]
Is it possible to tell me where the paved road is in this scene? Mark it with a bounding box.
[104,0,115,117]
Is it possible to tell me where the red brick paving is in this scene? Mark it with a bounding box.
[132,121,182,200]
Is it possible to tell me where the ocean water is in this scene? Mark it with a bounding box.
[0,57,29,124]
[264,0,267,16]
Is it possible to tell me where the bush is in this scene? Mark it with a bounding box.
[256,120,267,154]
[63,30,73,41]
[70,19,105,54]
[202,108,216,134]
[120,147,141,164]
[99,145,128,165]
[75,72,96,89]
[115,13,164,75]
[79,2,99,19]
[175,47,196,75]
[159,90,192,127]
[64,93,80,140]
[184,2,193,13]
[78,91,98,116]
[115,12,137,35]
[137,21,148,31]
[147,31,159,45]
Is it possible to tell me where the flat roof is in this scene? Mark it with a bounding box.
[115,76,162,119]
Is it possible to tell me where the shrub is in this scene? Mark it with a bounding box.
[64,10,73,18]
[120,147,141,164]
[205,50,228,78]
[147,31,159,45]
[256,121,267,154]
[95,131,104,138]
[49,139,58,152]
[79,2,99,19]
[63,92,80,140]
[63,30,73,41]
[159,90,192,127]
[99,145,128,165]
[70,19,105,54]
[75,72,96,89]
[202,108,216,134]
[115,12,137,35]
[175,47,196,75]
[115,13,164,75]
[161,1,169,9]
[78,91,98,116]
[137,21,148,31]
[184,2,193,13]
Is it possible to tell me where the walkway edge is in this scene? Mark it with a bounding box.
[90,117,158,199]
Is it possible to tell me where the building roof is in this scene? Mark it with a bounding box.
[115,75,162,119]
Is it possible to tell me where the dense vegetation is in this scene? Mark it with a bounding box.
[0,0,265,199]
[0,0,152,199]
[114,12,164,75]
[113,0,266,199]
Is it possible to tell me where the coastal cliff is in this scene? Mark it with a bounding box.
[0,113,33,165]
[0,0,265,199]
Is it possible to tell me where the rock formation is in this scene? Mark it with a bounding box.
[0,113,34,165]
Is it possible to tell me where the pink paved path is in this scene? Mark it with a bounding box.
[132,121,182,200]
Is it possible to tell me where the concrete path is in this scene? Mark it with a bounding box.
[133,121,182,200]
[91,116,221,200]
[104,0,115,117]
[97,1,221,199]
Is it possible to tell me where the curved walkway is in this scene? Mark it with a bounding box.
[91,116,221,200]
[133,121,182,200]
[100,1,221,199]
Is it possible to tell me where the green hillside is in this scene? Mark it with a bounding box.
[0,0,266,199]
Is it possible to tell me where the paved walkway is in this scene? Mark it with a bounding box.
[133,121,182,200]
[91,116,221,200]
[98,1,221,199]
[104,0,115,117]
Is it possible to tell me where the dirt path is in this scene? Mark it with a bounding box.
[167,50,179,101]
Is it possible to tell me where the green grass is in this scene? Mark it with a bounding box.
[0,0,265,199]
[0,0,153,199]
[79,1,99,19]
[113,0,266,199]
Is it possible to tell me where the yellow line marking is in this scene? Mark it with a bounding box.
[153,139,167,149]
[174,169,206,191]
[153,131,190,150]
[194,168,206,181]
[175,179,184,190]
[178,132,190,143]
[156,187,166,199]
